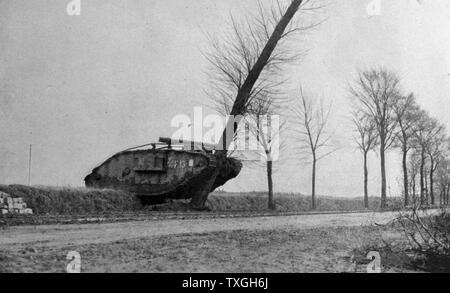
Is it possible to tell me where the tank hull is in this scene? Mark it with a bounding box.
[85,148,241,201]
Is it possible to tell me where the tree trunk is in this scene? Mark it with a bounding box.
[447,183,450,205]
[267,160,275,210]
[443,187,446,205]
[429,162,435,206]
[311,156,317,210]
[189,170,219,210]
[444,186,447,205]
[424,170,429,205]
[380,142,387,209]
[402,146,409,206]
[444,186,450,205]
[420,149,425,205]
[364,152,369,209]
[227,0,305,118]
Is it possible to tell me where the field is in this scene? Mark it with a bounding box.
[208,191,403,212]
[0,224,418,273]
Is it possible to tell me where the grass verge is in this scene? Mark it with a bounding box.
[0,185,403,216]
[0,185,142,215]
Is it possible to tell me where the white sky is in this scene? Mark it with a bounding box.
[0,0,449,197]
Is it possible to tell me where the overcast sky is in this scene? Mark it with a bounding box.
[1,0,449,197]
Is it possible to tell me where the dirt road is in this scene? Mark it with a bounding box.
[1,211,401,248]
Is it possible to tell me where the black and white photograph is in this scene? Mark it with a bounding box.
[1,0,450,277]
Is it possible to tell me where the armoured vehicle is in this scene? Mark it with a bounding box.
[85,138,242,203]
[85,0,304,207]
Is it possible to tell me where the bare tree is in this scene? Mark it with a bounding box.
[424,164,430,203]
[393,93,420,206]
[292,88,335,210]
[413,115,429,206]
[246,94,287,210]
[206,0,324,119]
[426,132,448,205]
[349,68,402,209]
[412,112,444,206]
[352,111,378,209]
[408,150,422,205]
[437,159,450,206]
[397,208,450,272]
[193,0,324,209]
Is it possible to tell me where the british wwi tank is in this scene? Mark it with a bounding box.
[85,137,242,204]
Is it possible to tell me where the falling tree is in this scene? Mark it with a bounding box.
[191,0,323,209]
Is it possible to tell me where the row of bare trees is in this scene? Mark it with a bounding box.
[350,68,449,209]
[203,0,448,211]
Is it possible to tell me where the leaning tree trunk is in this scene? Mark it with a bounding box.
[227,0,305,118]
[364,152,369,209]
[190,0,306,209]
[267,159,275,210]
[189,168,221,210]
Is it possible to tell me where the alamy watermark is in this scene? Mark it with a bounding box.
[170,107,281,162]
[66,251,81,273]
[366,251,382,273]
[366,0,382,16]
[61,0,398,18]
[66,0,81,16]
[64,1,428,18]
